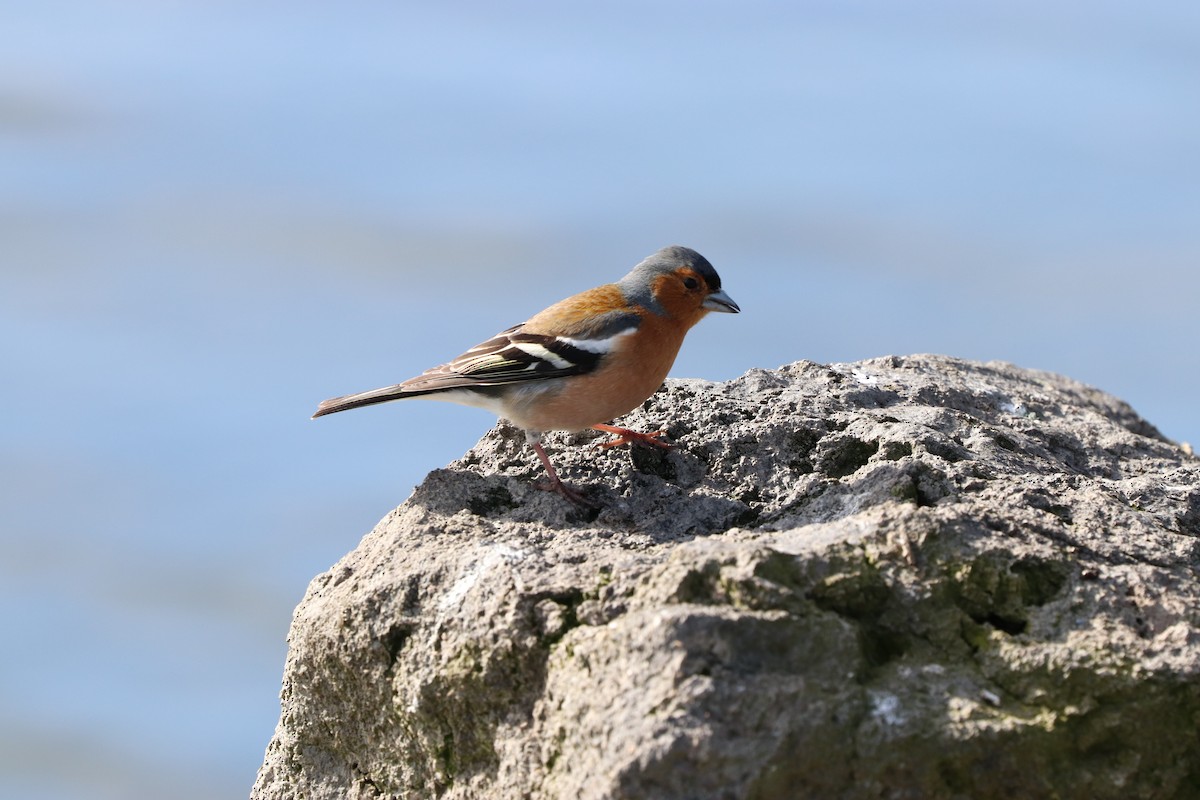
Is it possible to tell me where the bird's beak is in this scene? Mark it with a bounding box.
[702,289,740,314]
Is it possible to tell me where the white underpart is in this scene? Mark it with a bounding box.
[422,388,515,417]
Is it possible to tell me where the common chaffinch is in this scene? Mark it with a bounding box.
[313,245,739,505]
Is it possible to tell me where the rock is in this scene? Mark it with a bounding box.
[252,355,1200,800]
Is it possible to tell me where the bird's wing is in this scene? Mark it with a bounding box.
[401,310,641,392]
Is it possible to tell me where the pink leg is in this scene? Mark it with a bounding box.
[531,441,597,507]
[591,423,672,450]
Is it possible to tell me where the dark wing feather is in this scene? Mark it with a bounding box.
[401,328,606,391]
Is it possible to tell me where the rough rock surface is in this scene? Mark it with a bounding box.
[253,355,1200,800]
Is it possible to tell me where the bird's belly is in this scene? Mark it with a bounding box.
[422,388,515,419]
[511,359,674,433]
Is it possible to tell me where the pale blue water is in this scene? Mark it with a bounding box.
[3,3,1198,797]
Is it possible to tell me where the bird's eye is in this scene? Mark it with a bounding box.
[683,276,699,290]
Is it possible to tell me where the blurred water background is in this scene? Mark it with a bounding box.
[2,2,1198,797]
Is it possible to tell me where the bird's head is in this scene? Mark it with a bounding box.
[620,245,739,328]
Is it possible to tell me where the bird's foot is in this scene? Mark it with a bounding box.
[591,423,672,450]
[533,476,600,508]
[530,440,600,507]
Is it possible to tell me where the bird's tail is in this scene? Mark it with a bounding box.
[312,384,422,419]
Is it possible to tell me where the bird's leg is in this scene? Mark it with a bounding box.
[530,441,598,507]
[591,423,672,450]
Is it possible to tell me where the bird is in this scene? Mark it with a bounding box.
[312,245,739,505]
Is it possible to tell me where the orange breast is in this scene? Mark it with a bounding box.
[515,311,689,432]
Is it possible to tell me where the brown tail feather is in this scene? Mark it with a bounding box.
[311,385,439,419]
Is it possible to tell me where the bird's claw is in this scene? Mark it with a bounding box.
[592,425,673,450]
[534,477,600,508]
